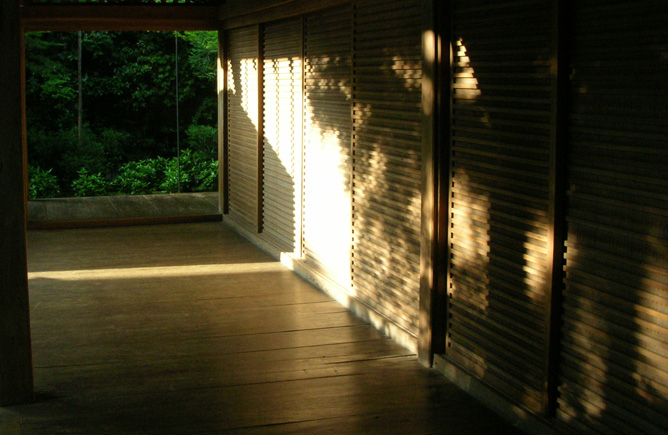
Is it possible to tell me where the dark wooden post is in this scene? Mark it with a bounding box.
[256,23,264,234]
[542,0,569,416]
[418,0,442,366]
[218,27,229,215]
[0,0,34,406]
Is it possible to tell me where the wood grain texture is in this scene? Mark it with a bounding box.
[6,222,522,433]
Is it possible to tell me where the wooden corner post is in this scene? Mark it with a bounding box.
[218,27,229,215]
[542,0,569,417]
[418,0,442,366]
[0,0,34,406]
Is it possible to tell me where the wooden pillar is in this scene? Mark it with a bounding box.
[418,0,443,366]
[0,0,34,406]
[542,0,569,416]
[217,27,229,214]
[256,23,264,234]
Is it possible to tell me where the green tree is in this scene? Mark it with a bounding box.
[25,30,218,197]
[24,32,78,130]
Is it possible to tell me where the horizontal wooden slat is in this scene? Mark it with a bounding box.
[261,17,302,253]
[227,25,259,230]
[351,0,423,339]
[558,1,668,433]
[444,0,554,413]
[302,5,353,286]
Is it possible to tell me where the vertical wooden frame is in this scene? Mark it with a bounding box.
[442,0,455,355]
[435,0,451,360]
[417,0,437,365]
[256,23,265,233]
[218,28,229,215]
[349,3,356,289]
[542,0,569,417]
[296,14,305,258]
[418,0,448,366]
[0,0,34,406]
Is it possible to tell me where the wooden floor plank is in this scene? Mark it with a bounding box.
[32,342,414,400]
[4,222,522,434]
[18,372,507,434]
[33,324,387,369]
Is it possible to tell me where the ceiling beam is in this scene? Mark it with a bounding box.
[21,5,220,31]
[219,0,350,29]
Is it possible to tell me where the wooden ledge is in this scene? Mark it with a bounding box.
[27,213,222,230]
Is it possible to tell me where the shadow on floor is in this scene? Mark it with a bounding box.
[9,222,524,434]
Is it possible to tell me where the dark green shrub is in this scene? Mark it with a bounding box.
[62,128,107,177]
[113,157,167,195]
[193,158,218,192]
[185,124,217,158]
[160,150,194,193]
[29,126,107,195]
[160,149,217,193]
[99,128,132,174]
[72,168,107,197]
[28,165,61,199]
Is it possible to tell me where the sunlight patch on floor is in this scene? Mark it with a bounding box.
[28,262,286,281]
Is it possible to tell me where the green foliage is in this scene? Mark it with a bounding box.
[24,30,218,198]
[186,124,217,156]
[193,158,219,192]
[28,166,61,199]
[160,149,218,193]
[179,31,218,81]
[99,128,133,173]
[24,32,78,130]
[114,158,167,195]
[28,126,107,195]
[62,129,107,177]
[161,156,191,193]
[72,168,107,197]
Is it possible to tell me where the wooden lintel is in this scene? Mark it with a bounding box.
[220,0,350,30]
[21,5,220,31]
[219,0,293,19]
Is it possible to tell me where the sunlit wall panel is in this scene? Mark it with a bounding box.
[351,0,423,337]
[227,26,260,231]
[262,18,302,253]
[302,6,353,286]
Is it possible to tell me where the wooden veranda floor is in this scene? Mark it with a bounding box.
[3,222,521,434]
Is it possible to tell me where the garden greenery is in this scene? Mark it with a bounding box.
[25,30,218,198]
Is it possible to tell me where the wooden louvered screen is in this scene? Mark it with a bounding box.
[302,6,353,285]
[446,0,554,412]
[262,19,302,253]
[351,0,423,337]
[558,2,668,433]
[227,26,260,231]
